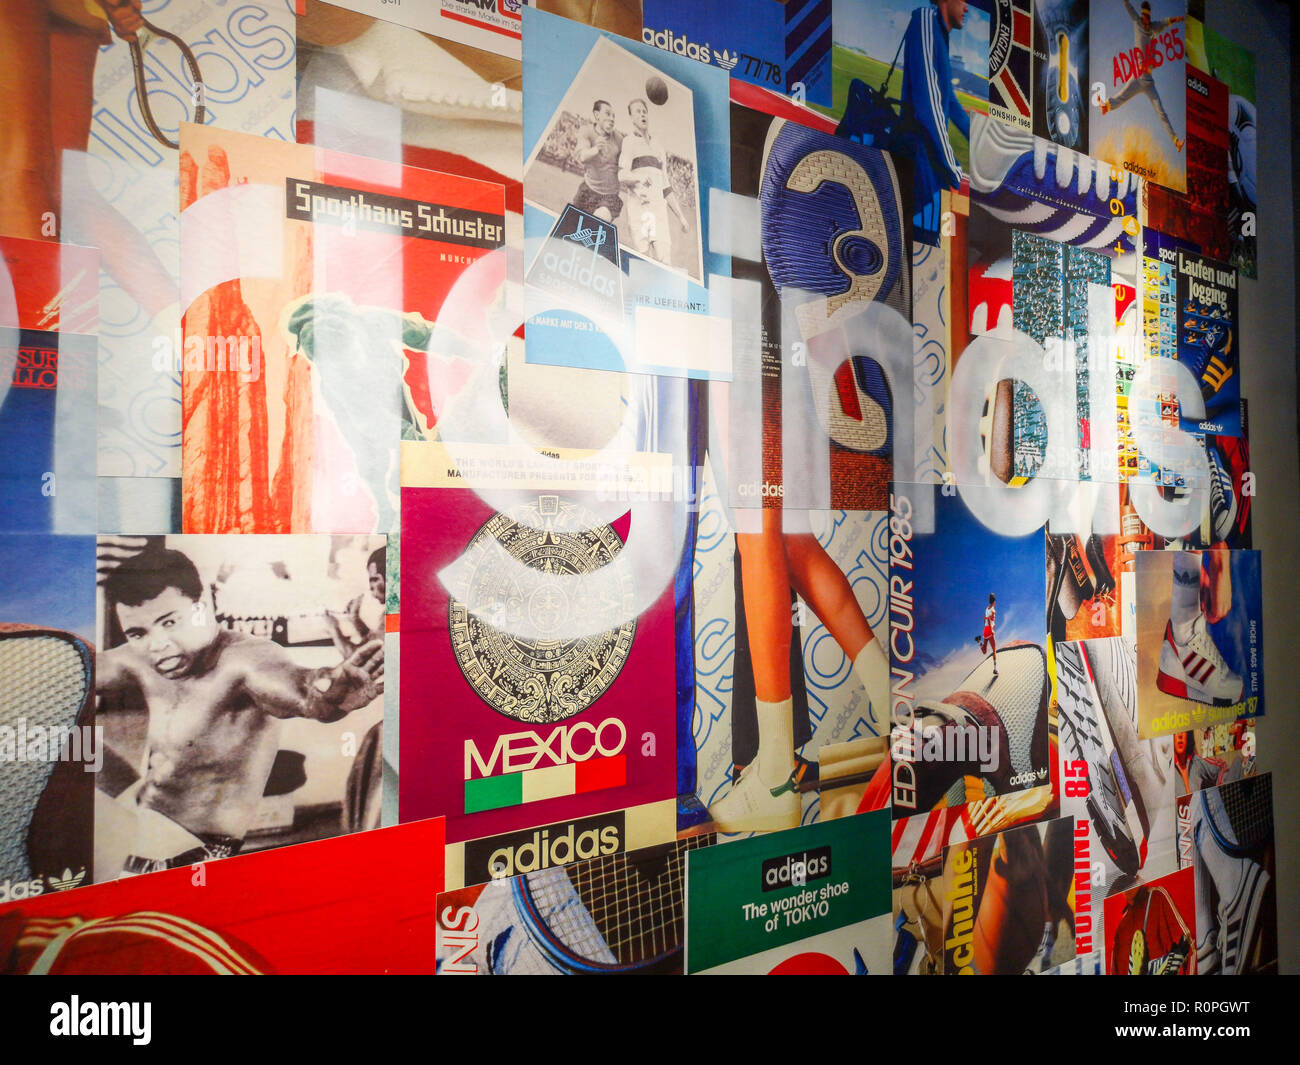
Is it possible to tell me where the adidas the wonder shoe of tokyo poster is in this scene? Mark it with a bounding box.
[1103,864,1197,974]
[92,534,386,882]
[1134,548,1262,737]
[0,534,97,905]
[436,835,709,974]
[399,443,677,844]
[1054,637,1177,913]
[1089,0,1188,194]
[522,7,729,379]
[684,811,891,974]
[888,489,1052,821]
[0,818,443,974]
[941,814,1076,974]
[1184,773,1276,974]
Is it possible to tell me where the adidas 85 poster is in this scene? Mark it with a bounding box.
[1054,635,1178,955]
[1089,0,1188,193]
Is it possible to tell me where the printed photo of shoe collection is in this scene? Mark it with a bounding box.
[0,0,1276,978]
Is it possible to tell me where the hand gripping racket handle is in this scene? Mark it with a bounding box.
[123,18,207,149]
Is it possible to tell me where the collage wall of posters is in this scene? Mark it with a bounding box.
[0,0,1282,980]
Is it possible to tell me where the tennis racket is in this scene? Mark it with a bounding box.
[508,835,711,974]
[120,18,207,150]
[0,626,93,884]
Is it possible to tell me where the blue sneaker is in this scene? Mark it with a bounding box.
[1207,441,1239,542]
[1181,326,1234,399]
[759,118,909,312]
[758,119,905,458]
[1038,18,1085,149]
[967,112,1138,251]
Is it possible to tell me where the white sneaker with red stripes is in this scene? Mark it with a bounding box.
[1156,614,1244,707]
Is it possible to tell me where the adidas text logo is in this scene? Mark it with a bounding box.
[642,27,713,64]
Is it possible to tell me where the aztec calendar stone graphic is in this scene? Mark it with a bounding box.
[449,495,636,723]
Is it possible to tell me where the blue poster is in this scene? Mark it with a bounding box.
[641,0,832,107]
[522,6,731,379]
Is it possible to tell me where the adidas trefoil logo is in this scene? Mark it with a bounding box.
[713,48,740,71]
[49,867,86,892]
[564,223,608,253]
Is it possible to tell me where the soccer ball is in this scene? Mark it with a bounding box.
[645,76,668,106]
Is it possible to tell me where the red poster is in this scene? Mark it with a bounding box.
[0,818,443,975]
[400,449,677,844]
[179,125,506,535]
[1144,66,1229,257]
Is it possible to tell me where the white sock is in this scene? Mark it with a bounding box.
[852,637,889,719]
[1170,551,1202,643]
[755,697,795,786]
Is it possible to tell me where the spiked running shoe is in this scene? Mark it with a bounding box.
[966,112,1138,251]
[1053,640,1143,875]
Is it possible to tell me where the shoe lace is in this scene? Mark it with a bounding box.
[1187,615,1230,670]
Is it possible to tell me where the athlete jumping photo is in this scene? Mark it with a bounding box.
[975,592,998,676]
[1098,0,1186,153]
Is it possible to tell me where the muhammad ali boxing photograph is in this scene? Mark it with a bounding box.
[92,533,386,882]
